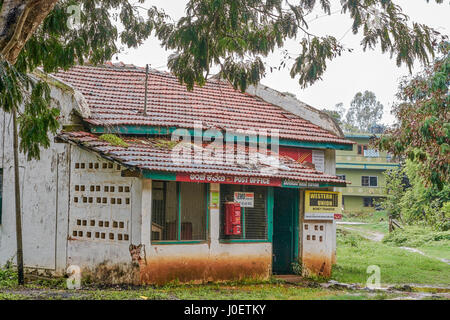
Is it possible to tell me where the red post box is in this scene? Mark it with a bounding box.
[224,202,242,235]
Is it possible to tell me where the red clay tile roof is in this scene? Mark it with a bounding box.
[53,64,352,146]
[59,131,348,185]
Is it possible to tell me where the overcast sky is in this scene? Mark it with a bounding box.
[115,1,449,125]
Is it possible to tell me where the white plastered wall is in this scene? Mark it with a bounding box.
[66,147,142,269]
[0,80,79,274]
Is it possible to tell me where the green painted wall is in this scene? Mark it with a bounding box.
[336,168,386,195]
[341,196,377,213]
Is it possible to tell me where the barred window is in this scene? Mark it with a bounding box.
[220,184,268,241]
[151,181,207,242]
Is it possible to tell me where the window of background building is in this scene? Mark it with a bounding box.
[151,181,207,242]
[219,184,268,241]
[362,176,378,187]
[337,174,346,181]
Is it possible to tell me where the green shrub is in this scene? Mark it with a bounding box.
[291,262,303,275]
[99,134,129,148]
[337,229,364,247]
[380,160,449,231]
[0,263,18,288]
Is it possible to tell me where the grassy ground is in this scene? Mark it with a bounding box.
[341,210,450,262]
[0,262,412,300]
[419,246,450,261]
[351,221,389,234]
[335,210,450,286]
[342,210,388,224]
[0,276,399,300]
[332,228,450,286]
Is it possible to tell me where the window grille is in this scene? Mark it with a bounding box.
[244,186,267,240]
[219,184,267,240]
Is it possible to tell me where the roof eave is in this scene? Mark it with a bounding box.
[88,124,354,151]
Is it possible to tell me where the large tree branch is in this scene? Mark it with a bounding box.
[0,0,59,64]
[0,0,27,50]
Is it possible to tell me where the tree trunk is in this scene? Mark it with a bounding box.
[0,0,59,64]
[12,108,24,285]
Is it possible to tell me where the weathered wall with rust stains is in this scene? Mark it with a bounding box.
[140,244,272,285]
[141,253,271,285]
[301,220,334,278]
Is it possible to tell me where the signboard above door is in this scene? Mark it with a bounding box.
[177,173,282,186]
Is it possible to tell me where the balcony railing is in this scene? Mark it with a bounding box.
[364,149,379,158]
[336,154,397,164]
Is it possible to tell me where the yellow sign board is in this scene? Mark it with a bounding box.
[305,190,342,220]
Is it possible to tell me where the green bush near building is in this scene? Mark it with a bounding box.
[379,160,449,231]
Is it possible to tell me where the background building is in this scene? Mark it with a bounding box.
[334,133,400,214]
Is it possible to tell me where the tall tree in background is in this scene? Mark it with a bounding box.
[345,91,384,132]
[0,0,447,284]
[378,42,449,190]
[322,103,345,126]
[323,92,384,133]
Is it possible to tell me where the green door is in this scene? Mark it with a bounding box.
[272,188,298,274]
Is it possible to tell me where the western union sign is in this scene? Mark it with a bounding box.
[305,190,342,220]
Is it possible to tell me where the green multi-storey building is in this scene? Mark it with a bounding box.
[335,133,400,214]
